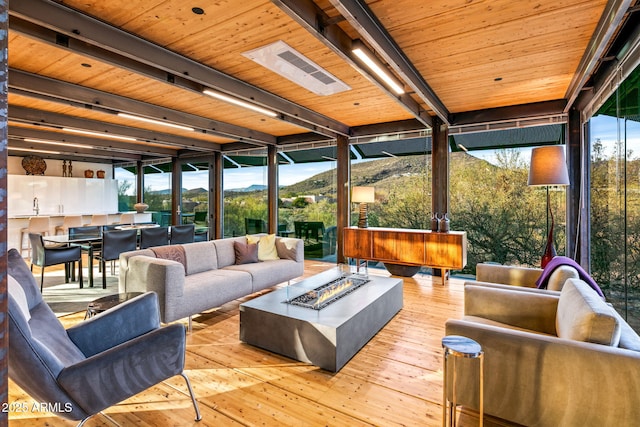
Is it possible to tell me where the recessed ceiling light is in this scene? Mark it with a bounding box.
[117,112,195,131]
[81,63,92,68]
[192,7,204,15]
[494,77,503,81]
[24,138,89,149]
[62,127,137,141]
[352,40,405,95]
[243,41,351,96]
[202,89,278,117]
[8,147,61,155]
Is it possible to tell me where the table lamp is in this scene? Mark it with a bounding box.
[352,186,375,228]
[528,145,570,267]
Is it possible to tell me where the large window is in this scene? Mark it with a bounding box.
[589,63,640,330]
[114,166,136,212]
[143,162,172,226]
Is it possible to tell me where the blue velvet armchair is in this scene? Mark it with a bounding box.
[6,248,201,426]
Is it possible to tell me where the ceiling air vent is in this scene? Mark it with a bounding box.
[242,41,351,96]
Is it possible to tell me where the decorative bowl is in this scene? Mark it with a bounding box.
[134,203,149,213]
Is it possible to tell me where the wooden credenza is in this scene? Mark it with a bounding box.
[343,227,467,283]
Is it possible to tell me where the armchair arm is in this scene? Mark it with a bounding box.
[58,323,186,416]
[67,292,161,357]
[464,284,558,335]
[475,263,542,287]
[444,318,640,426]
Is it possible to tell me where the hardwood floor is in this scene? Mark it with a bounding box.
[8,261,515,426]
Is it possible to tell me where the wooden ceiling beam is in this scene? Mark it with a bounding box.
[271,0,433,128]
[329,0,449,125]
[10,106,220,152]
[8,136,144,162]
[8,69,276,146]
[9,0,349,138]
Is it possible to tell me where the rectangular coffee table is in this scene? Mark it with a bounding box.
[239,268,403,372]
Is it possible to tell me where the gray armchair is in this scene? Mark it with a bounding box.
[6,248,201,426]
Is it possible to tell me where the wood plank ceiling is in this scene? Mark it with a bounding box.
[5,0,627,163]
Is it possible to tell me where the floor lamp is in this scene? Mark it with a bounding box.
[528,146,570,268]
[352,186,375,228]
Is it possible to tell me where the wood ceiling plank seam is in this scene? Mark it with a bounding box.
[9,0,351,137]
[329,0,450,124]
[10,105,221,152]
[8,68,277,146]
[271,0,433,128]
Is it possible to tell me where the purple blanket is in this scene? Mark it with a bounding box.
[535,256,604,298]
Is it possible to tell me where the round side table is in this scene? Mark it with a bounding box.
[442,335,484,427]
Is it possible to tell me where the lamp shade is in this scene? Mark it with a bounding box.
[528,145,570,186]
[352,186,375,203]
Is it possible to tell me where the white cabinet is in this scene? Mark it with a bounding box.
[8,175,118,217]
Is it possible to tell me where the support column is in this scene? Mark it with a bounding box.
[267,145,278,234]
[431,116,449,218]
[213,152,223,239]
[579,121,592,269]
[336,135,350,264]
[566,108,583,262]
[0,1,10,420]
[171,158,180,226]
[136,161,143,203]
[431,117,449,281]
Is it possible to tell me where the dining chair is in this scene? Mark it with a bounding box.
[94,229,138,289]
[20,216,51,257]
[170,224,195,244]
[139,226,169,249]
[55,215,83,235]
[28,233,83,292]
[69,226,103,288]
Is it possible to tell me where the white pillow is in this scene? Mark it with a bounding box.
[8,276,31,322]
[247,234,280,261]
[556,278,620,346]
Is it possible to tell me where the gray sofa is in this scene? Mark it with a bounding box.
[445,279,640,426]
[119,235,304,324]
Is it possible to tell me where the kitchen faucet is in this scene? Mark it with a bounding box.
[33,197,39,216]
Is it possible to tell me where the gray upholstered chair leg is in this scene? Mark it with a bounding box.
[181,372,202,421]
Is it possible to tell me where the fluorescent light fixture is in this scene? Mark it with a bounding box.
[242,40,351,96]
[9,147,61,155]
[62,127,137,142]
[24,138,88,149]
[202,89,278,117]
[352,41,405,95]
[117,112,195,132]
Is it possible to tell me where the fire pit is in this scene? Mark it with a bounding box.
[286,274,370,310]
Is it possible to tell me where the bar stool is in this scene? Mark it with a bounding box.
[20,216,50,257]
[55,215,83,235]
[442,335,483,427]
[119,212,135,225]
[86,214,109,226]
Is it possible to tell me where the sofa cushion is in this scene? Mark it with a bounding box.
[8,275,31,322]
[234,241,258,264]
[182,241,217,274]
[247,234,279,261]
[213,237,246,268]
[547,265,579,291]
[556,278,621,346]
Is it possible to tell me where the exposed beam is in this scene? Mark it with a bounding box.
[329,0,449,124]
[9,69,276,146]
[272,0,432,128]
[8,136,142,161]
[10,106,221,152]
[449,100,567,127]
[9,0,350,138]
[8,125,175,158]
[564,0,634,111]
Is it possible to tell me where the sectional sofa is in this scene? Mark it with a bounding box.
[119,235,304,325]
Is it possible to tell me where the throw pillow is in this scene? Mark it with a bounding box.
[276,238,298,261]
[247,234,280,261]
[234,241,258,265]
[556,278,620,346]
[151,245,188,273]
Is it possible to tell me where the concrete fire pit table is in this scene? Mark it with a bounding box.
[239,268,403,372]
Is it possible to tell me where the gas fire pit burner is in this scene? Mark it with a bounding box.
[286,274,370,310]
